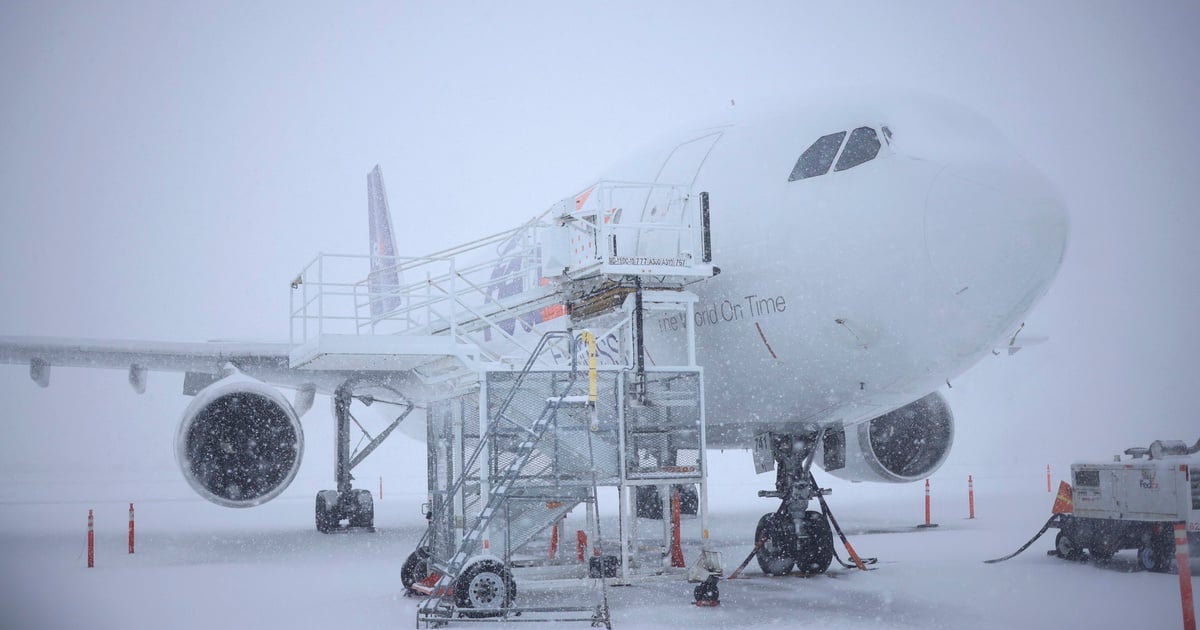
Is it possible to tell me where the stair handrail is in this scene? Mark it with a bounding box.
[412,330,579,567]
[417,362,585,618]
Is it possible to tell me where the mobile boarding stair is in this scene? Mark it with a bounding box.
[413,331,612,626]
[287,181,721,626]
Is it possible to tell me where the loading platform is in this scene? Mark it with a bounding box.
[287,181,721,625]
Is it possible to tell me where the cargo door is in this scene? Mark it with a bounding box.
[633,130,723,259]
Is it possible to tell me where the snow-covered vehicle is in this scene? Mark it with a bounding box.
[1053,439,1200,571]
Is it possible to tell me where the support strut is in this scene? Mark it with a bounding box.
[316,379,413,534]
[758,431,822,514]
[633,276,646,403]
[334,381,354,495]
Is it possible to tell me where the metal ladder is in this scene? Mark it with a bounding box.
[416,331,611,627]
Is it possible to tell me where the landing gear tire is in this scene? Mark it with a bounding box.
[1137,542,1172,572]
[348,489,374,529]
[635,486,663,520]
[401,547,431,590]
[794,510,834,576]
[678,484,699,516]
[315,492,337,534]
[755,513,796,576]
[635,484,699,519]
[455,560,516,617]
[1055,531,1083,561]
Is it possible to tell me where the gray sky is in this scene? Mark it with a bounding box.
[1,2,1197,478]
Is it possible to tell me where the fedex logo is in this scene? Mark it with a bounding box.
[1139,479,1158,490]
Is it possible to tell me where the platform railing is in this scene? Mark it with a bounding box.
[288,217,560,363]
[288,180,713,367]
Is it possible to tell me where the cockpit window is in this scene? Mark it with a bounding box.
[788,131,846,182]
[834,127,881,172]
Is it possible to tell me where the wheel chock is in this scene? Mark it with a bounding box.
[693,575,720,607]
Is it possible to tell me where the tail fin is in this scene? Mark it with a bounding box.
[367,165,403,317]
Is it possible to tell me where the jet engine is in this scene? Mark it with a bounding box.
[174,374,304,507]
[821,392,954,483]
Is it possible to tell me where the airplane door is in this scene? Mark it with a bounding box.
[634,131,723,258]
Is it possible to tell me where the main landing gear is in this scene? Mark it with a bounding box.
[315,380,413,533]
[316,488,374,533]
[754,432,835,576]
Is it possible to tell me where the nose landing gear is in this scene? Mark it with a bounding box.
[730,431,839,579]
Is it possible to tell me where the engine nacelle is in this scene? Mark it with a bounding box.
[174,374,304,507]
[821,392,954,483]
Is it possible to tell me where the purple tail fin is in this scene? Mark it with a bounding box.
[367,165,402,317]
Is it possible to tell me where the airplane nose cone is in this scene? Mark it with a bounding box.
[924,164,1069,318]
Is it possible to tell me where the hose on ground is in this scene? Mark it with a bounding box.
[983,513,1064,564]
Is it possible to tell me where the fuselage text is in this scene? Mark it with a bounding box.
[658,293,788,333]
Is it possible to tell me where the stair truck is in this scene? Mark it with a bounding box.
[1053,438,1200,571]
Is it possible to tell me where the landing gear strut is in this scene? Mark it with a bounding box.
[753,431,835,576]
[314,379,413,533]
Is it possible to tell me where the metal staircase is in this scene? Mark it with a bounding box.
[415,331,611,626]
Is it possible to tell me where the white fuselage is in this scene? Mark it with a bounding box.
[595,96,1068,447]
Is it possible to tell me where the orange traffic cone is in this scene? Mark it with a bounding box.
[1051,481,1073,514]
[670,487,686,568]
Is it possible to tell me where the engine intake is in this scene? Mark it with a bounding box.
[174,375,304,507]
[822,392,954,483]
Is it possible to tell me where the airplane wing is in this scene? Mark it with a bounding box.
[0,166,439,519]
[0,335,330,393]
[0,333,428,509]
[0,335,291,372]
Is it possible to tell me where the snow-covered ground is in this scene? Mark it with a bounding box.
[1,451,1195,629]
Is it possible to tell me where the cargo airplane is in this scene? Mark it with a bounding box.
[0,93,1068,578]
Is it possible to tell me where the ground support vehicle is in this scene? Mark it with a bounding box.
[1052,440,1199,572]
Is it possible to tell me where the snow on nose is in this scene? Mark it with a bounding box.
[924,164,1069,320]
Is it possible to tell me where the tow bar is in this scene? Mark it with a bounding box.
[817,490,876,570]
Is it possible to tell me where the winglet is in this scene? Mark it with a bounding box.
[367,165,403,317]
